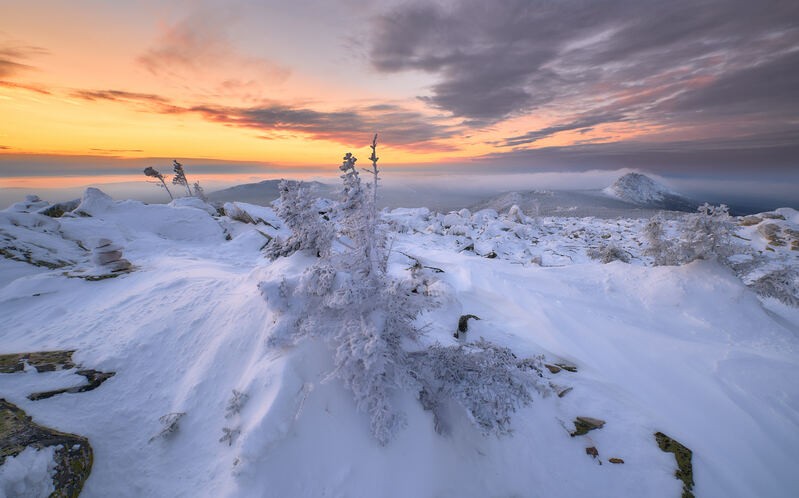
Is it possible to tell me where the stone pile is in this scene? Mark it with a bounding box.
[91,238,132,273]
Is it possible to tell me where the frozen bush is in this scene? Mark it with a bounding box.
[149,412,185,442]
[409,340,550,435]
[749,268,799,307]
[143,167,174,200]
[225,390,249,418]
[219,427,241,446]
[646,204,735,265]
[171,160,193,197]
[588,243,631,264]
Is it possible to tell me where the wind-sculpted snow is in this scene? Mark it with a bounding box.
[1,189,798,497]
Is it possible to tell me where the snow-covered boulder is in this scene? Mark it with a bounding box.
[7,195,50,214]
[169,197,218,216]
[74,188,115,216]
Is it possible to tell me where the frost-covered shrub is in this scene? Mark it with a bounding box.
[646,204,735,265]
[143,167,174,200]
[225,390,249,418]
[266,180,333,260]
[192,181,208,202]
[409,340,549,435]
[149,412,185,442]
[588,243,631,264]
[219,427,241,446]
[749,268,799,307]
[171,160,193,197]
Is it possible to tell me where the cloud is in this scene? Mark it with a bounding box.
[137,10,290,96]
[69,88,455,151]
[369,0,799,135]
[72,89,171,104]
[500,112,628,147]
[478,131,799,174]
[0,41,47,78]
[0,80,51,94]
[191,103,457,150]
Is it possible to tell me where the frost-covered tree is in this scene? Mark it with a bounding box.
[264,136,551,444]
[265,180,334,260]
[143,167,174,200]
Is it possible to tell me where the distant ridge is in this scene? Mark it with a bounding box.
[207,179,335,205]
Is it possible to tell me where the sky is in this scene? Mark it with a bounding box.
[1,0,798,206]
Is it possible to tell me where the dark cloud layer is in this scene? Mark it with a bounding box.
[370,0,799,157]
[69,89,455,151]
[479,132,799,174]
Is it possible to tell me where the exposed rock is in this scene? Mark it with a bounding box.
[0,399,93,497]
[0,351,76,373]
[585,446,599,459]
[655,431,694,498]
[545,364,561,374]
[90,238,132,274]
[454,314,481,338]
[28,369,115,401]
[739,215,763,226]
[0,350,115,401]
[609,457,625,464]
[38,199,80,218]
[571,416,605,437]
[557,387,573,398]
[555,363,578,373]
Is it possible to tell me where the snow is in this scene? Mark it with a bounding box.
[0,445,57,498]
[1,187,798,497]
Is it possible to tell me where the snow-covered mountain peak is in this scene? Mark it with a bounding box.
[603,173,676,204]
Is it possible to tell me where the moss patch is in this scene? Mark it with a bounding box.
[570,416,605,437]
[0,399,93,497]
[655,431,694,498]
[0,351,76,374]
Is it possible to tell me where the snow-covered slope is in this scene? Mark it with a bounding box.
[603,173,697,211]
[1,190,798,497]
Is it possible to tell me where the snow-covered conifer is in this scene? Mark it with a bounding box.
[265,180,333,259]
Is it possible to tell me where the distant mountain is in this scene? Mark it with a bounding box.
[603,173,697,212]
[471,189,667,218]
[206,180,335,205]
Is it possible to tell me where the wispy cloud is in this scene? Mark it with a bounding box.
[500,112,628,147]
[0,40,47,78]
[137,10,290,98]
